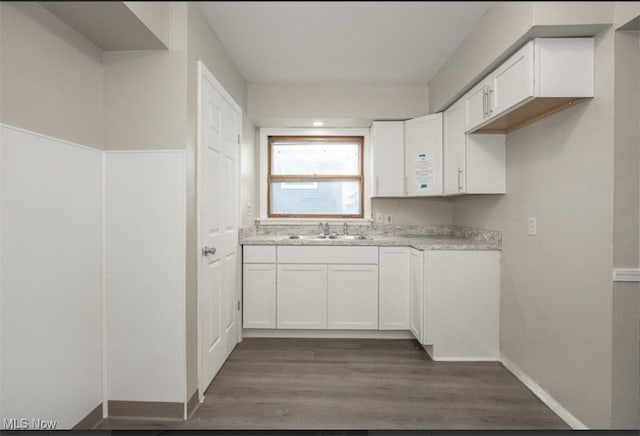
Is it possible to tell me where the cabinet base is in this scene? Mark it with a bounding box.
[243,329,414,339]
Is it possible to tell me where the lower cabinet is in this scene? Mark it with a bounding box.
[242,263,276,328]
[277,264,328,329]
[413,249,500,360]
[327,264,378,329]
[242,244,499,358]
[424,250,500,360]
[379,247,410,330]
[409,248,424,342]
[242,245,277,329]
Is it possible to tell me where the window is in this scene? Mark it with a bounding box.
[268,136,364,218]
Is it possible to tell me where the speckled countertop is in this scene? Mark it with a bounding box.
[240,224,501,251]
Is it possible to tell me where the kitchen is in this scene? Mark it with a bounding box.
[1,0,639,431]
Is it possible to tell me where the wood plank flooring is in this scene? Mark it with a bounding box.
[98,338,569,430]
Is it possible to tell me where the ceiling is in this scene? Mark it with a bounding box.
[198,1,495,85]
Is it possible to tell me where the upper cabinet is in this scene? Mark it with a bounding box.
[465,76,493,131]
[405,113,443,196]
[371,37,593,199]
[466,37,594,133]
[370,121,405,197]
[370,114,443,198]
[445,100,505,196]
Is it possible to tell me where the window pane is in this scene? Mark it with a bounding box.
[272,142,360,175]
[271,180,360,215]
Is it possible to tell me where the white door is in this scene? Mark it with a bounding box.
[327,264,379,330]
[198,62,241,397]
[404,113,443,196]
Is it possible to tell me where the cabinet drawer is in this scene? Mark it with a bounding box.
[277,246,378,264]
[243,245,276,263]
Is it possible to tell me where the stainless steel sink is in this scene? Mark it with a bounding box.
[288,234,370,241]
[338,235,370,240]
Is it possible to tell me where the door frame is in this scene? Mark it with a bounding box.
[196,60,243,401]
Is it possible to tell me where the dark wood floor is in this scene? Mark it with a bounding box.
[99,338,569,430]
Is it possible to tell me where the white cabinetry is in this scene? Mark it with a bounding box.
[404,113,443,196]
[328,265,379,329]
[466,37,594,133]
[444,99,467,195]
[277,264,327,329]
[465,76,493,131]
[275,246,379,330]
[410,249,500,360]
[370,114,443,198]
[409,248,424,342]
[444,99,506,196]
[242,246,276,329]
[490,40,534,118]
[370,121,405,197]
[378,247,410,330]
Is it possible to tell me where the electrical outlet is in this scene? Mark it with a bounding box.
[246,203,252,216]
[528,217,537,236]
[385,214,393,224]
[375,212,383,224]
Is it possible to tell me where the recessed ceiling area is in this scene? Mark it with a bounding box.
[198,1,495,85]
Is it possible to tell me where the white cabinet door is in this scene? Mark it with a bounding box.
[379,247,410,330]
[371,121,405,197]
[404,113,443,196]
[490,40,534,117]
[327,265,379,330]
[465,76,492,132]
[425,250,500,360]
[242,264,276,329]
[409,248,424,342]
[444,98,466,195]
[277,264,327,329]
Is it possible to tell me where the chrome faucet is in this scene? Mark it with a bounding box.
[343,222,349,236]
[320,222,330,235]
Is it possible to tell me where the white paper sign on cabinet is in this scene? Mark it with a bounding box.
[414,152,434,191]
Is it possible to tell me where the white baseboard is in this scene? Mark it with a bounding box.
[243,329,414,339]
[613,268,640,282]
[423,345,498,361]
[501,355,588,429]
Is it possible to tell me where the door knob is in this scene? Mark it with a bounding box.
[202,246,216,256]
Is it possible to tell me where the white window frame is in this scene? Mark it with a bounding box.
[259,127,372,224]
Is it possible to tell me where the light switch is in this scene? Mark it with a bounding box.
[528,217,537,236]
[375,212,383,224]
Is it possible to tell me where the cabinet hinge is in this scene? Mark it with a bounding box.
[237,300,240,311]
[237,134,241,145]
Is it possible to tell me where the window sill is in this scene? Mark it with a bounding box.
[257,218,373,226]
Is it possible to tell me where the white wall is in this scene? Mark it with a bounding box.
[0,2,104,149]
[105,151,186,403]
[103,3,188,152]
[0,125,103,429]
[248,83,430,127]
[371,198,452,225]
[123,1,171,48]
